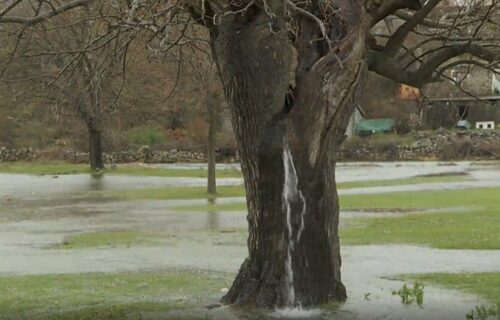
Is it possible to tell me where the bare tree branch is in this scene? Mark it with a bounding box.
[0,0,93,26]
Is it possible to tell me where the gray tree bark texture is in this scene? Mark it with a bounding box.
[88,124,104,171]
[207,92,218,195]
[208,0,366,308]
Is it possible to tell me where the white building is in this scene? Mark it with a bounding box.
[476,121,495,130]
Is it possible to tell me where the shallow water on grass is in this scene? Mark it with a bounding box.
[0,161,499,319]
[0,173,242,200]
[2,161,499,202]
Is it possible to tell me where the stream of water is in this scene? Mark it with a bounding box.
[282,142,307,308]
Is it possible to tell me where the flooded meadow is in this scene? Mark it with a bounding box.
[0,161,499,319]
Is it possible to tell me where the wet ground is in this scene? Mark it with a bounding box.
[0,161,499,319]
[0,173,242,201]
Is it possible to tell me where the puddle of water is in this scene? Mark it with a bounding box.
[340,206,472,219]
[161,283,483,320]
[151,163,242,171]
[0,173,242,200]
[1,161,499,319]
[335,161,473,182]
[2,161,499,202]
[272,307,323,319]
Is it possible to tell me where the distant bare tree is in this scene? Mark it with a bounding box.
[185,41,224,194]
[1,1,136,170]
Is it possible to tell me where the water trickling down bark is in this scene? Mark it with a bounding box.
[282,138,307,307]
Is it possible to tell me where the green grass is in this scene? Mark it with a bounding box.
[173,202,248,212]
[0,161,90,175]
[58,229,247,250]
[339,187,500,249]
[173,187,498,213]
[109,166,241,178]
[408,273,500,307]
[337,174,469,189]
[340,206,500,249]
[170,177,473,212]
[339,187,499,210]
[59,231,171,249]
[110,185,246,200]
[0,161,242,178]
[0,270,232,320]
[168,187,500,250]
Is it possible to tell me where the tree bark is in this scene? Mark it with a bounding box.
[210,0,366,308]
[207,92,217,195]
[87,124,104,171]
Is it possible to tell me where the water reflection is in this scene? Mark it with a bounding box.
[89,173,105,191]
[207,198,220,229]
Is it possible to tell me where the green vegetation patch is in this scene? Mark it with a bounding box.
[408,273,500,307]
[110,166,242,178]
[169,187,500,250]
[0,161,242,178]
[111,185,245,200]
[339,187,499,210]
[173,202,247,212]
[59,231,171,249]
[339,187,500,249]
[340,205,500,249]
[0,161,90,175]
[58,229,248,250]
[392,282,424,306]
[127,125,166,146]
[337,174,469,190]
[0,270,232,320]
[171,177,475,212]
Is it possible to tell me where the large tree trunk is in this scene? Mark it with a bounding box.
[210,0,366,308]
[87,124,104,171]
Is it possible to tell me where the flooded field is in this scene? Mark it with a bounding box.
[0,161,499,319]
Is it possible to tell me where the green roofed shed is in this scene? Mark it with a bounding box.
[355,118,396,136]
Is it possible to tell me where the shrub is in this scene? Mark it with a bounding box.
[128,125,166,147]
[440,140,474,160]
[392,282,424,306]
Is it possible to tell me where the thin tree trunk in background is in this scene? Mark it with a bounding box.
[88,124,104,171]
[207,93,217,194]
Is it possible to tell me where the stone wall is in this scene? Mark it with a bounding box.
[1,131,499,163]
[0,146,238,164]
[338,130,500,161]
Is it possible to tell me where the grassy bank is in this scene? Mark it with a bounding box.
[171,186,497,213]
[340,187,499,210]
[408,272,500,308]
[169,187,500,250]
[110,185,246,200]
[57,229,248,249]
[0,270,232,320]
[59,231,172,249]
[340,206,500,249]
[0,161,242,178]
[339,187,500,249]
[337,174,469,189]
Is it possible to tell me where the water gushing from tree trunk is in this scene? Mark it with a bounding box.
[282,139,307,307]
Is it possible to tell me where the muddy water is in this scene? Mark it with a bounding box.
[0,161,499,319]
